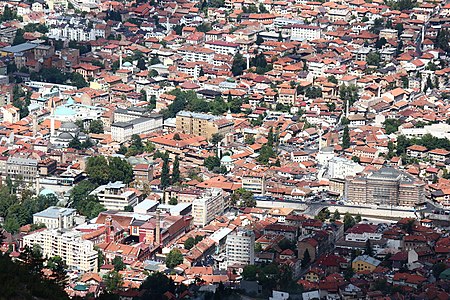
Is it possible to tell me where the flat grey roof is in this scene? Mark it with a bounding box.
[2,43,38,53]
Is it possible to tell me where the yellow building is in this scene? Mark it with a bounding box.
[176,111,233,140]
[352,255,381,273]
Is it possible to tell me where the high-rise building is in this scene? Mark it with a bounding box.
[225,230,255,267]
[191,188,224,227]
[23,229,98,272]
[345,167,425,207]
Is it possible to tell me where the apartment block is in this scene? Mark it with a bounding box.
[176,111,233,140]
[225,230,255,267]
[192,188,224,227]
[23,229,98,272]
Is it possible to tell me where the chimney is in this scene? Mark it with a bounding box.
[58,213,63,230]
[155,210,161,246]
[105,216,112,243]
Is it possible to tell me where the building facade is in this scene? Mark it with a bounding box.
[33,206,77,229]
[225,230,255,267]
[345,167,425,207]
[23,229,98,272]
[176,111,234,140]
[91,181,139,210]
[242,174,266,195]
[191,188,224,227]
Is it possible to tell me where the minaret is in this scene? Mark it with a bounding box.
[35,174,40,196]
[32,114,38,137]
[50,99,56,137]
[318,127,322,152]
[119,49,123,70]
[345,99,349,117]
[245,54,250,69]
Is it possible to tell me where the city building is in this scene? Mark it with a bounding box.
[327,157,364,180]
[90,181,139,210]
[242,173,266,195]
[33,206,77,229]
[345,167,425,207]
[352,255,381,273]
[176,111,234,140]
[225,230,255,267]
[23,229,98,272]
[191,188,224,227]
[111,107,163,142]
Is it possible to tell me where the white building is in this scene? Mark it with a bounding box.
[225,230,255,267]
[328,157,364,179]
[23,229,98,272]
[90,181,138,210]
[33,206,77,229]
[289,24,321,41]
[111,107,163,142]
[177,45,215,63]
[205,40,240,55]
[192,188,224,227]
[242,174,266,195]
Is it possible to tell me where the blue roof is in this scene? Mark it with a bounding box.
[66,97,75,105]
[55,105,76,116]
[40,188,56,196]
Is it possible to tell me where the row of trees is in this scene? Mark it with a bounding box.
[160,152,181,189]
[161,89,242,119]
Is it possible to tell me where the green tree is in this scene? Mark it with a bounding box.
[365,239,373,256]
[204,155,221,171]
[140,272,176,299]
[396,135,410,155]
[333,210,341,220]
[436,29,450,54]
[108,157,134,184]
[112,256,125,271]
[210,133,223,145]
[104,271,123,292]
[70,72,88,88]
[166,248,183,268]
[168,197,178,205]
[355,213,362,223]
[46,256,67,286]
[383,118,402,134]
[231,53,246,76]
[68,136,82,149]
[89,120,104,134]
[366,52,381,67]
[342,125,350,149]
[184,237,195,250]
[172,156,180,184]
[242,265,258,281]
[343,213,356,230]
[86,156,110,185]
[160,152,170,188]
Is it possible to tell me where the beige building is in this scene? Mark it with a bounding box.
[176,111,233,140]
[242,174,266,195]
[1,104,20,123]
[33,206,77,229]
[23,229,98,272]
[192,188,224,227]
[345,167,425,207]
